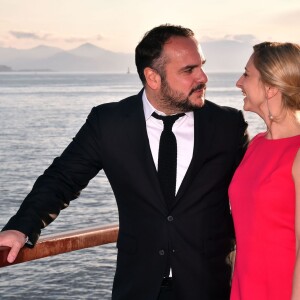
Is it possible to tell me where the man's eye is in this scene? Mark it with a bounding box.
[243,72,248,77]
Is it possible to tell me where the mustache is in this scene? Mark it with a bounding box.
[189,83,206,96]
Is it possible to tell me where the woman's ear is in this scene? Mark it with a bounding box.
[265,85,279,99]
[144,67,161,90]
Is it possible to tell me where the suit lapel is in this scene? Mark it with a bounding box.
[175,102,215,204]
[122,93,216,211]
[123,90,167,212]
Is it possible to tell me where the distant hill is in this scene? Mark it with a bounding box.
[201,39,253,72]
[68,42,113,58]
[0,43,135,73]
[0,40,254,73]
[0,65,12,72]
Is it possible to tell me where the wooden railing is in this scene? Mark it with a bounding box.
[0,224,119,268]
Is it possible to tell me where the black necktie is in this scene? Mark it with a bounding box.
[152,112,185,209]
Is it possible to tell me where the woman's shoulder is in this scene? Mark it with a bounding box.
[249,132,266,144]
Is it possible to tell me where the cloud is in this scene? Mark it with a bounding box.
[225,34,259,44]
[64,34,104,44]
[64,37,90,43]
[200,34,259,44]
[199,36,216,42]
[7,31,105,46]
[9,31,49,40]
[96,34,104,41]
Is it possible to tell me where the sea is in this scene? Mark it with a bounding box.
[0,72,265,299]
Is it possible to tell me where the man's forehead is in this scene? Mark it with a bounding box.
[164,36,202,54]
[198,44,206,61]
[160,36,206,69]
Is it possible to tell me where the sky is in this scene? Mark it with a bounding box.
[0,0,299,53]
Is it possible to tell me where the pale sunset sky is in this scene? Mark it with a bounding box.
[0,0,299,53]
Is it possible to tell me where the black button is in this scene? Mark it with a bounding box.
[159,250,165,256]
[167,216,174,222]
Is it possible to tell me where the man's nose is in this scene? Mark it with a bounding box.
[195,68,208,83]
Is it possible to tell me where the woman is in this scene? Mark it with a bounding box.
[229,42,300,300]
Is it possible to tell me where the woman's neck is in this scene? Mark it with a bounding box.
[266,110,300,139]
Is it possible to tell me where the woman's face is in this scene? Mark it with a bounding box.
[236,55,267,114]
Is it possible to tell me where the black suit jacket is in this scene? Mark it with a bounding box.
[4,89,249,300]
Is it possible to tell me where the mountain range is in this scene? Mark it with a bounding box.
[0,40,253,73]
[0,43,135,73]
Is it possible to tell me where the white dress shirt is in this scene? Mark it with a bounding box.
[142,90,194,194]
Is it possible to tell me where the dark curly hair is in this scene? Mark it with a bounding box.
[135,24,194,85]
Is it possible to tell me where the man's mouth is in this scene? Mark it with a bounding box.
[189,83,206,96]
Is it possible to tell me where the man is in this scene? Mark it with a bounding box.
[0,24,249,300]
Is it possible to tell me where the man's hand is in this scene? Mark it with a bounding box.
[0,230,27,263]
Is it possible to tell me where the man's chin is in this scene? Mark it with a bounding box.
[177,100,205,112]
[190,96,205,108]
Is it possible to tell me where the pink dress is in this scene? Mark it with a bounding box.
[229,132,300,300]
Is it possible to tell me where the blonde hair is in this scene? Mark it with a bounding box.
[252,42,300,111]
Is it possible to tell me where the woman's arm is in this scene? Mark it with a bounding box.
[292,149,300,300]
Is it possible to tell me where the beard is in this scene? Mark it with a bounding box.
[159,77,206,113]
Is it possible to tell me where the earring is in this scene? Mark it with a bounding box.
[266,98,273,120]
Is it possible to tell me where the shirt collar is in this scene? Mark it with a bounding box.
[142,89,193,120]
[142,90,156,120]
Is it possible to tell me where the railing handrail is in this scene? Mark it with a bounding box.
[0,223,119,268]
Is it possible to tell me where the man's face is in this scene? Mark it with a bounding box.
[157,36,208,114]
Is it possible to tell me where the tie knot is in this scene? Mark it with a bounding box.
[152,112,185,129]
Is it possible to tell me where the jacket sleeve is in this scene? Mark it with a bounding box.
[2,107,104,245]
[233,110,249,171]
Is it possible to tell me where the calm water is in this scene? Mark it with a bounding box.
[0,72,265,299]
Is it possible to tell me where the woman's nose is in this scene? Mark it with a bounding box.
[236,76,243,88]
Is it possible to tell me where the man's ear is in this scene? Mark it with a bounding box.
[144,67,161,90]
